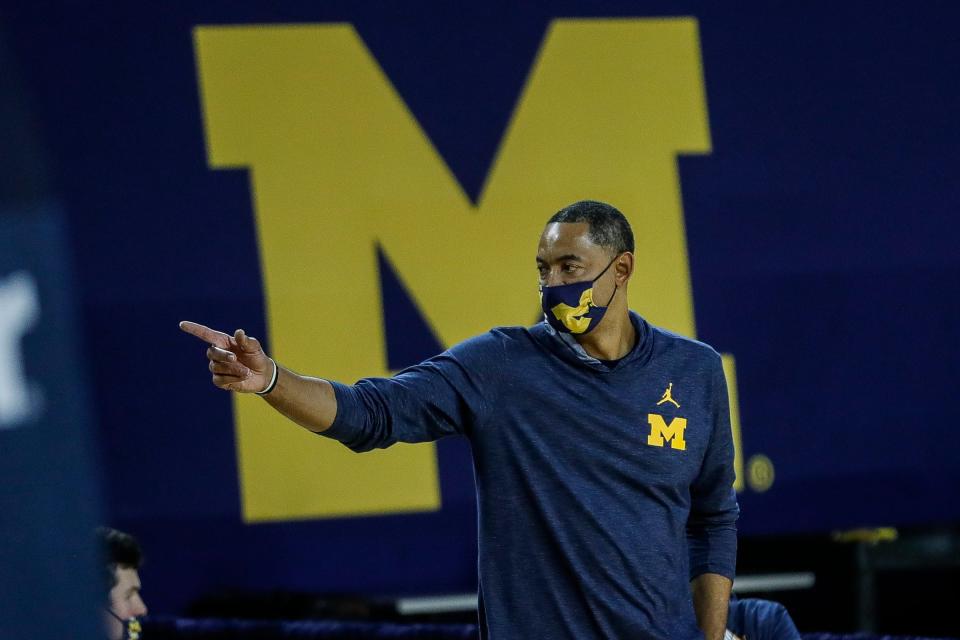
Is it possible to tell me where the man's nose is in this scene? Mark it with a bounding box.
[133,596,148,617]
[542,271,566,287]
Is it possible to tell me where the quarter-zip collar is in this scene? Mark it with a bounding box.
[533,310,654,372]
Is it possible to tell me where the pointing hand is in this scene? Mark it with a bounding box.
[179,321,276,393]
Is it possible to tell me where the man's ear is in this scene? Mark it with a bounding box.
[615,252,635,285]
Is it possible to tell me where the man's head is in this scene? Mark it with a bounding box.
[546,200,635,257]
[537,201,635,334]
[98,527,146,639]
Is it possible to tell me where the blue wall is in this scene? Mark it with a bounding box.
[3,0,959,615]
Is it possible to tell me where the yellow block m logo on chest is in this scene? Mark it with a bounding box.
[647,413,688,451]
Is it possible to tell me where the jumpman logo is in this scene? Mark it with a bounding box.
[656,382,680,409]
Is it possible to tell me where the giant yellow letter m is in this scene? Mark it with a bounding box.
[194,18,733,522]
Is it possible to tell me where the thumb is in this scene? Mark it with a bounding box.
[234,329,262,354]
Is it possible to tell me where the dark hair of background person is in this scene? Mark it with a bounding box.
[547,200,635,255]
[98,527,143,592]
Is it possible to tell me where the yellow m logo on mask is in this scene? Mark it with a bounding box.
[551,288,595,333]
[647,414,688,451]
[194,18,743,522]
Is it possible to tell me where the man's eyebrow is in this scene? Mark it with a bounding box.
[537,254,585,264]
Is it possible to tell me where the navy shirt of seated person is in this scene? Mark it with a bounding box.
[727,597,801,640]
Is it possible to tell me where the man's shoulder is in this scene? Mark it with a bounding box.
[648,323,722,365]
[448,324,541,360]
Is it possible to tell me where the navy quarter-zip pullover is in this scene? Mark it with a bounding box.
[323,311,739,640]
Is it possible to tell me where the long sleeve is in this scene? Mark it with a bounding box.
[687,353,740,580]
[319,333,499,452]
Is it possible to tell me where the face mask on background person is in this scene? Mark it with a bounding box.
[106,609,142,640]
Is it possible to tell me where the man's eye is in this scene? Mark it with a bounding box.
[563,264,579,272]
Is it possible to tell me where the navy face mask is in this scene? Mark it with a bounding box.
[107,609,142,640]
[540,256,618,335]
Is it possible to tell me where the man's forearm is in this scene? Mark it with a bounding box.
[262,363,338,433]
[691,572,732,640]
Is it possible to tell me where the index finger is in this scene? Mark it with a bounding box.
[179,320,231,349]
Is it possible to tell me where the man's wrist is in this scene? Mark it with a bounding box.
[255,358,279,395]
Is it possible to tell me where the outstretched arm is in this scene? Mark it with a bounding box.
[179,321,336,433]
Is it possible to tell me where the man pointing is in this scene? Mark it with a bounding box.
[181,200,739,640]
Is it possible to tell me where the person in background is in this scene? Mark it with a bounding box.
[98,527,147,640]
[726,596,802,640]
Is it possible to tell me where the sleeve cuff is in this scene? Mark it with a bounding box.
[688,525,738,581]
[689,561,737,581]
[317,380,365,448]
